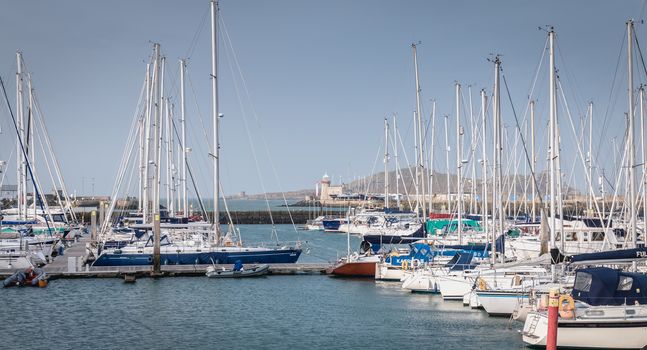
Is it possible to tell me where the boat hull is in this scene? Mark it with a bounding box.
[476,290,529,316]
[522,311,647,349]
[93,249,301,266]
[328,261,376,277]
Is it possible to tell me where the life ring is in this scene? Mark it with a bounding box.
[401,260,409,269]
[558,294,575,319]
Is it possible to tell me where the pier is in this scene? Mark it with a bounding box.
[0,236,332,280]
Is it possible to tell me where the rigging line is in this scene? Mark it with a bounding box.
[634,32,647,84]
[219,17,302,233]
[184,70,211,148]
[221,29,277,235]
[597,26,627,162]
[501,73,546,212]
[218,16,301,237]
[0,76,53,236]
[100,71,148,233]
[185,4,210,60]
[555,40,586,120]
[0,146,14,189]
[394,118,415,210]
[33,121,66,219]
[170,118,208,220]
[32,91,78,221]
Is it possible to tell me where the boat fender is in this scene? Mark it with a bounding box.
[558,294,575,319]
[477,277,488,291]
[401,260,409,270]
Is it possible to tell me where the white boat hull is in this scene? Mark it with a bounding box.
[522,311,647,349]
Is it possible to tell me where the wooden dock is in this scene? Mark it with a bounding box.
[1,236,332,280]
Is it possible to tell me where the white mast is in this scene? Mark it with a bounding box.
[412,42,426,217]
[444,115,451,213]
[455,82,463,244]
[480,89,489,262]
[587,102,593,216]
[428,100,437,214]
[211,0,221,242]
[393,114,401,210]
[152,44,162,218]
[640,87,646,235]
[530,100,536,220]
[493,57,503,263]
[138,65,148,213]
[28,74,36,220]
[15,52,25,220]
[468,86,476,214]
[627,19,637,248]
[384,117,389,209]
[548,29,558,256]
[166,99,175,216]
[180,59,188,217]
[142,62,152,222]
[155,55,165,217]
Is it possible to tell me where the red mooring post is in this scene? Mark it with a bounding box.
[546,287,559,350]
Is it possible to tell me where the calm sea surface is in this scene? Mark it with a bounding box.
[0,225,527,350]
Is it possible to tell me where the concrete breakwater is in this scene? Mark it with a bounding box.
[77,210,323,225]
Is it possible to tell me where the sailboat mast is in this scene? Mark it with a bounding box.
[142,63,152,222]
[28,74,36,220]
[587,102,593,215]
[480,89,489,261]
[15,52,25,220]
[393,114,401,210]
[530,100,536,220]
[493,57,503,263]
[640,87,646,236]
[428,100,436,214]
[384,117,389,209]
[469,86,476,214]
[138,67,147,214]
[156,56,165,217]
[456,82,463,244]
[444,115,450,213]
[412,43,426,216]
[549,29,557,253]
[152,43,162,218]
[627,19,637,248]
[211,0,221,242]
[180,59,188,217]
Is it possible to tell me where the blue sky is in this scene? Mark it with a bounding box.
[0,0,645,198]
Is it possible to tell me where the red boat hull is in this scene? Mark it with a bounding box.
[327,261,376,277]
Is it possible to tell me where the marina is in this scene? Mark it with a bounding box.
[3,0,647,349]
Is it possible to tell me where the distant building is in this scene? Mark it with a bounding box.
[318,174,343,201]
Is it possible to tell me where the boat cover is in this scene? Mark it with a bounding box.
[571,267,647,306]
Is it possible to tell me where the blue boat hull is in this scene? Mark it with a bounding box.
[92,249,302,266]
[322,219,343,231]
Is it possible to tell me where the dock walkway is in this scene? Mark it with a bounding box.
[2,236,332,279]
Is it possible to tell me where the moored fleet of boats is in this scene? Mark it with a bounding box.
[3,1,647,348]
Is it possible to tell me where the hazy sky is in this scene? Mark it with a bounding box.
[0,0,645,198]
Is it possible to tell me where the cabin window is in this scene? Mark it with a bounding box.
[574,272,592,292]
[617,276,634,291]
[591,232,605,241]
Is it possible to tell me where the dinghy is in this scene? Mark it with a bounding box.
[206,261,269,278]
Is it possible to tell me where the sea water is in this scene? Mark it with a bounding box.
[0,225,527,349]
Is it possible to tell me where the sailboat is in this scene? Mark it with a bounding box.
[93,0,301,266]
